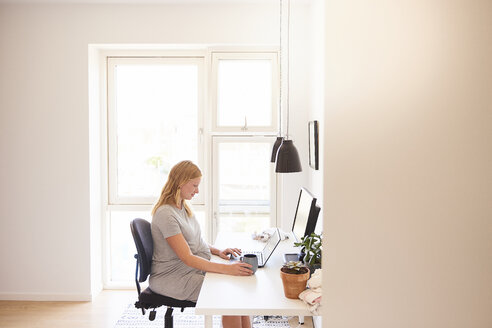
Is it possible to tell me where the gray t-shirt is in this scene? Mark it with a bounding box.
[149,204,211,302]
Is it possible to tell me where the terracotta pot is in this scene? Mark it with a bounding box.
[280,267,310,299]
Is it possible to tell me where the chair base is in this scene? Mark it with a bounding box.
[165,307,174,328]
[134,287,196,328]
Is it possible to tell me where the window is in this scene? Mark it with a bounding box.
[106,56,205,286]
[211,52,279,132]
[212,137,276,234]
[103,49,278,287]
[107,57,204,205]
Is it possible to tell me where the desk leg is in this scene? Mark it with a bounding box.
[299,315,304,324]
[204,314,213,328]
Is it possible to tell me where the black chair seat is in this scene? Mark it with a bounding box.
[137,287,197,309]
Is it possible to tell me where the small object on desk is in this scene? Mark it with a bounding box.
[240,254,258,274]
[283,253,301,263]
[252,228,290,242]
[280,261,310,299]
[278,229,290,240]
[252,230,272,242]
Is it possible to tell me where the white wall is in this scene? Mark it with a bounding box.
[306,0,324,234]
[0,2,312,300]
[322,0,492,326]
[306,2,324,327]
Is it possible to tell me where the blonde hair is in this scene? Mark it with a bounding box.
[151,160,202,217]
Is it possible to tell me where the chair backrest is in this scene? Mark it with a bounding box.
[130,218,154,283]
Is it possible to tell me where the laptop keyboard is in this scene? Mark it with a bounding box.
[231,251,264,266]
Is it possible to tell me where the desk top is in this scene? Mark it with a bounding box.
[195,232,312,316]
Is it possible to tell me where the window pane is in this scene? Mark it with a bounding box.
[217,213,270,234]
[194,210,207,239]
[110,211,150,283]
[109,209,207,284]
[113,63,198,200]
[217,60,272,127]
[216,141,272,233]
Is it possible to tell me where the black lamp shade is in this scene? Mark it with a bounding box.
[270,137,284,162]
[275,139,302,173]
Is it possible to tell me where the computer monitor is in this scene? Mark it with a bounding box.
[292,187,319,243]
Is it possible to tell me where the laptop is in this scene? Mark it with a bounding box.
[231,228,281,268]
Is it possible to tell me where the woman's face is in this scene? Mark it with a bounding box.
[180,177,201,201]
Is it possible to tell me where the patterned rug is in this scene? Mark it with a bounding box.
[114,304,309,328]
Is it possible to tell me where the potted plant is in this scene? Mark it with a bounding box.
[280,261,310,299]
[294,232,322,274]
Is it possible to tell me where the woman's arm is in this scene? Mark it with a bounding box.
[209,245,242,260]
[166,234,252,276]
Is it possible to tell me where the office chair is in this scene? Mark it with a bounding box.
[130,218,196,328]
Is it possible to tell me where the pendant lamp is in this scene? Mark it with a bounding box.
[270,136,284,162]
[272,0,302,173]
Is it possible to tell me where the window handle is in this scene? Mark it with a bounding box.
[242,116,248,131]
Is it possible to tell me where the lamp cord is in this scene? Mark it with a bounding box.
[280,0,291,139]
[279,0,283,137]
[286,0,290,138]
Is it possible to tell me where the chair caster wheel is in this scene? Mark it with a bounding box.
[149,310,156,321]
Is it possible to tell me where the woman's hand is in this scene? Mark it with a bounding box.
[218,248,242,260]
[224,262,254,276]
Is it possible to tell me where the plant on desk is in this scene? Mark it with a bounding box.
[280,261,310,299]
[294,232,322,274]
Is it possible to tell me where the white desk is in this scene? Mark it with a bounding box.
[195,232,312,328]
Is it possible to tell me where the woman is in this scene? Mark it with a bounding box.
[150,160,252,328]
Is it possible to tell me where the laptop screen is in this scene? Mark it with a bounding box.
[261,228,281,264]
